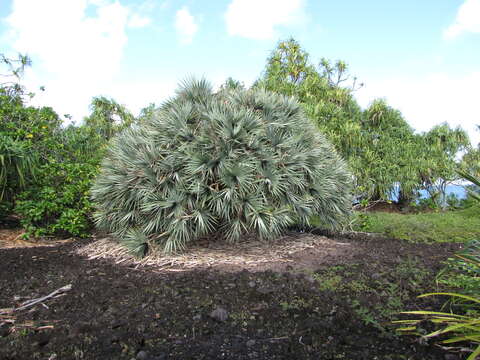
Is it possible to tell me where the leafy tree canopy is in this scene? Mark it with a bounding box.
[257,38,471,206]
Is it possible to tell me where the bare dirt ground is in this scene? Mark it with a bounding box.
[0,228,463,360]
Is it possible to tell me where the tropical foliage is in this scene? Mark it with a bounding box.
[91,78,353,254]
[461,134,480,179]
[0,41,475,243]
[256,38,470,206]
[0,88,62,217]
[0,54,119,236]
[420,125,470,207]
[15,161,97,237]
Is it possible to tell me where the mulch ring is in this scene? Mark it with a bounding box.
[74,232,359,272]
[0,231,464,360]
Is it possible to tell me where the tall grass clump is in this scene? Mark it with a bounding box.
[91,78,352,254]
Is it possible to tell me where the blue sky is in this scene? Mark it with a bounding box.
[1,0,479,144]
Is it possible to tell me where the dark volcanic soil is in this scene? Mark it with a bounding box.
[0,232,462,360]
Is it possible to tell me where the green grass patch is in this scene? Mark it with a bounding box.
[353,206,480,243]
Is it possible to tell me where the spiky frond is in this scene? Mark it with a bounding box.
[91,78,352,254]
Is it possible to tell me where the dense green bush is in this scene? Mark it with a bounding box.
[92,79,352,254]
[0,89,63,218]
[10,121,111,237]
[15,162,97,238]
[0,52,133,236]
[0,84,109,236]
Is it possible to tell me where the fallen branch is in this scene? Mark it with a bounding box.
[0,285,72,332]
[0,284,72,315]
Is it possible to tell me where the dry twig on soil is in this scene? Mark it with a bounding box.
[12,284,72,312]
[0,284,72,331]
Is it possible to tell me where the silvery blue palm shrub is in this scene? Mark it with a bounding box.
[91,79,352,254]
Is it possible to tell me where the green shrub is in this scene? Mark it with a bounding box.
[15,162,97,238]
[92,78,352,254]
[1,58,111,235]
[0,90,62,214]
[0,91,105,236]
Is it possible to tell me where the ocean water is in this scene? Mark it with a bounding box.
[419,184,467,200]
[389,184,468,202]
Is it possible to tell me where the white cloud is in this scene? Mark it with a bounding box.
[127,0,155,29]
[6,0,129,77]
[355,72,480,146]
[175,6,198,44]
[3,0,154,121]
[444,0,480,39]
[128,13,152,28]
[109,79,177,115]
[225,0,306,40]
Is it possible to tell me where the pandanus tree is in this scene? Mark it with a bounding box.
[419,124,470,207]
[360,99,426,204]
[256,39,366,199]
[257,39,473,207]
[91,78,352,255]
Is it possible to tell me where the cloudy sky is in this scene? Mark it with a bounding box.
[1,0,479,144]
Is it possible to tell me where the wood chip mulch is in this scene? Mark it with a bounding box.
[74,233,354,272]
